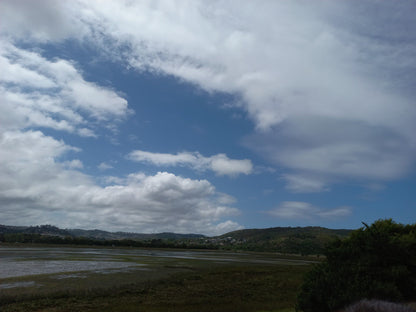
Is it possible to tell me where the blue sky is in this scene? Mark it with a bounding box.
[0,0,415,235]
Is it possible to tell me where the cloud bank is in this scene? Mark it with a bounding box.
[0,130,241,235]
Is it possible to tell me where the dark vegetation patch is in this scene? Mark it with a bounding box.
[219,226,352,254]
[297,219,416,312]
[1,262,309,312]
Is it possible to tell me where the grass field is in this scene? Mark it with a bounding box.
[0,246,313,312]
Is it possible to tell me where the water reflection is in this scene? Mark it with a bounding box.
[0,259,142,278]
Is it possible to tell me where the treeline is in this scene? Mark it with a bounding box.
[218,226,352,255]
[0,224,354,255]
[221,236,327,255]
[0,232,340,255]
[0,233,218,250]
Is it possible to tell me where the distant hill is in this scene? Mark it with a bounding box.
[217,226,352,254]
[0,224,71,236]
[67,228,205,240]
[220,226,351,240]
[0,224,204,240]
[0,224,353,254]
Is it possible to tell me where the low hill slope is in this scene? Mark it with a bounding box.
[67,228,204,240]
[1,224,352,255]
[0,224,204,240]
[217,226,352,255]
[0,224,71,236]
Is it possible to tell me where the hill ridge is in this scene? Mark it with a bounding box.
[0,224,205,240]
[0,224,353,254]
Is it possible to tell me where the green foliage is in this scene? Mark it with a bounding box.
[297,219,416,312]
[219,226,351,255]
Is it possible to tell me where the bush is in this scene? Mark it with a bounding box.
[297,219,416,312]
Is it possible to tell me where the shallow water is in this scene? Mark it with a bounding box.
[0,259,141,278]
[0,246,312,279]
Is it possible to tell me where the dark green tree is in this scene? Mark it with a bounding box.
[297,219,416,312]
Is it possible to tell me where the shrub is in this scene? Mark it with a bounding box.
[297,219,416,312]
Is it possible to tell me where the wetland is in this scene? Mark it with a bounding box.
[0,246,313,312]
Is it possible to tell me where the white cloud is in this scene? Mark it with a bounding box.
[0,40,129,135]
[209,154,253,177]
[267,201,351,220]
[0,0,414,231]
[213,220,244,236]
[63,159,84,169]
[98,162,113,171]
[0,3,252,234]
[78,128,97,138]
[245,117,416,190]
[129,150,197,167]
[128,150,253,177]
[2,1,415,191]
[281,174,329,194]
[0,54,56,88]
[216,193,237,205]
[0,131,241,235]
[0,0,87,42]
[58,0,413,190]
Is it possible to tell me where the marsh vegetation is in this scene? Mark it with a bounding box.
[0,246,312,312]
[2,219,414,312]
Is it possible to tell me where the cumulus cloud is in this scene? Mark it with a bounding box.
[0,131,241,235]
[128,150,253,177]
[267,201,351,220]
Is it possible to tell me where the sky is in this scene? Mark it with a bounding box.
[0,0,415,236]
